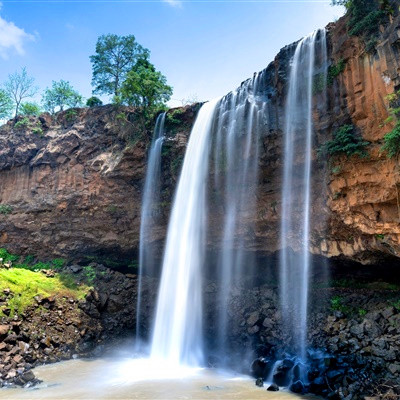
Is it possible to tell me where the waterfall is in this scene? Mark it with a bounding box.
[150,99,220,366]
[280,29,327,360]
[212,73,266,359]
[136,113,166,343]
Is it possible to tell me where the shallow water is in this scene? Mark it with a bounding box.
[0,358,310,400]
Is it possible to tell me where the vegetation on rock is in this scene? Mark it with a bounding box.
[86,96,103,107]
[331,0,397,52]
[319,124,369,158]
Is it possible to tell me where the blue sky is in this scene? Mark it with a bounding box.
[0,0,344,107]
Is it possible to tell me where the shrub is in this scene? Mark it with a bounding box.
[327,59,346,85]
[320,125,369,158]
[14,117,30,129]
[0,204,13,215]
[65,109,77,122]
[382,122,400,159]
[32,124,43,136]
[86,96,103,107]
[20,102,41,116]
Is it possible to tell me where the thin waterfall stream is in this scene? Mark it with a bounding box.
[136,112,166,344]
[280,29,327,361]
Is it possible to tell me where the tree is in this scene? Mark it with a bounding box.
[86,96,103,107]
[20,102,41,116]
[4,67,38,116]
[0,89,13,120]
[120,60,173,119]
[90,34,150,97]
[42,80,83,114]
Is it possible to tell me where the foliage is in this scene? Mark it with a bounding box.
[32,124,44,136]
[0,248,66,272]
[0,89,13,120]
[0,268,89,317]
[4,67,38,116]
[90,34,150,97]
[328,59,346,85]
[83,266,97,284]
[120,59,173,123]
[86,96,103,107]
[331,0,396,52]
[14,117,30,129]
[319,125,369,158]
[20,102,41,116]
[330,296,347,312]
[381,91,400,158]
[166,108,185,126]
[358,308,367,317]
[382,122,400,158]
[312,73,326,94]
[0,205,13,215]
[65,109,78,122]
[42,80,83,114]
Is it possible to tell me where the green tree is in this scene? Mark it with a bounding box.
[120,60,172,119]
[90,34,150,97]
[0,89,13,120]
[42,80,83,114]
[20,102,41,116]
[4,67,38,116]
[86,96,103,107]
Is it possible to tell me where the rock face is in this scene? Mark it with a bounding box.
[0,16,400,266]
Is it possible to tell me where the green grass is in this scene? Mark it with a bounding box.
[0,268,90,317]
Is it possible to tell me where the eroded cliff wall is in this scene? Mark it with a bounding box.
[1,14,400,267]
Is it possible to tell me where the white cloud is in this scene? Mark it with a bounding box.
[0,7,34,59]
[163,0,183,7]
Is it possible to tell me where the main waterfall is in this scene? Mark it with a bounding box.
[150,99,220,366]
[280,29,327,360]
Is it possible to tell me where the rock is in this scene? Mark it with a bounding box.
[0,325,10,339]
[290,380,305,394]
[251,358,271,378]
[246,312,260,327]
[255,378,264,387]
[266,383,279,392]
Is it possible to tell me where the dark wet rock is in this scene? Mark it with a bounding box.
[251,357,271,378]
[255,377,264,387]
[266,383,279,391]
[289,380,305,394]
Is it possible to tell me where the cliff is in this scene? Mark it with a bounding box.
[1,13,400,268]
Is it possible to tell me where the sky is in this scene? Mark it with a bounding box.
[0,0,345,107]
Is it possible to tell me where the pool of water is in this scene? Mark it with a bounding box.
[0,358,312,399]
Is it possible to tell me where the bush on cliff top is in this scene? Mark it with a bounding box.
[319,125,369,159]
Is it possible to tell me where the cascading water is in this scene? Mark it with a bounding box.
[280,29,327,361]
[211,73,267,358]
[136,113,166,343]
[150,99,220,366]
